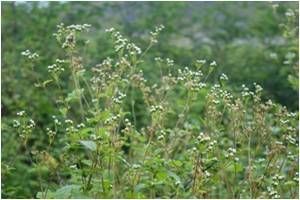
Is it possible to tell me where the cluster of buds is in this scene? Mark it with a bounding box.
[285,9,295,17]
[177,67,203,81]
[62,32,76,49]
[154,57,163,63]
[76,123,85,129]
[271,174,285,186]
[66,24,91,32]
[207,140,217,151]
[113,91,126,104]
[13,120,21,128]
[254,82,263,93]
[17,110,26,117]
[56,58,66,64]
[149,105,163,113]
[46,128,56,145]
[52,115,62,126]
[116,57,131,68]
[195,59,207,69]
[126,43,142,55]
[225,147,239,162]
[64,119,76,133]
[106,28,128,53]
[96,57,113,69]
[132,164,141,170]
[131,70,147,85]
[46,128,56,137]
[47,64,65,74]
[150,24,165,43]
[65,126,79,134]
[51,58,66,75]
[65,119,73,125]
[154,57,174,67]
[220,73,228,81]
[210,61,217,66]
[219,90,234,101]
[293,172,299,182]
[177,67,205,91]
[241,84,254,97]
[105,114,121,125]
[267,186,280,199]
[279,119,289,125]
[121,118,133,134]
[287,151,296,161]
[203,170,211,178]
[14,111,36,145]
[54,23,91,49]
[166,58,174,66]
[197,132,211,143]
[285,135,297,145]
[27,119,36,129]
[287,112,297,118]
[21,49,39,60]
[157,130,166,141]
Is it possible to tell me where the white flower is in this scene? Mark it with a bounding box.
[210,61,217,66]
[196,59,206,64]
[13,120,21,128]
[105,27,115,33]
[220,73,228,81]
[17,111,26,116]
[157,135,164,141]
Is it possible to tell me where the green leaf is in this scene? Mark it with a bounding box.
[167,170,181,183]
[82,159,93,166]
[66,89,84,102]
[135,183,146,192]
[79,140,97,151]
[227,162,243,173]
[284,181,296,187]
[37,191,54,199]
[59,107,68,117]
[53,185,81,199]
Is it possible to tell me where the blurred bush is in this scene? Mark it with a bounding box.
[1,1,298,198]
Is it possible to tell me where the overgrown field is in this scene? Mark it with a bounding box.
[1,2,299,199]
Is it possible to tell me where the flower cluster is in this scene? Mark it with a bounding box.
[113,91,126,104]
[149,105,163,113]
[220,73,228,81]
[21,49,39,60]
[196,132,211,143]
[121,118,133,135]
[105,114,121,125]
[66,24,91,31]
[177,67,205,91]
[225,147,239,161]
[13,111,36,146]
[52,115,62,126]
[150,24,165,43]
[48,64,65,74]
[54,23,91,49]
[267,186,280,199]
[106,28,128,53]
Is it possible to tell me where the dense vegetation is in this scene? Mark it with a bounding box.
[1,2,299,199]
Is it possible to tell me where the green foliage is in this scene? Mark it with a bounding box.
[1,1,299,199]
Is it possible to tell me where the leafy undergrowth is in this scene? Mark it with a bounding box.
[3,23,299,199]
